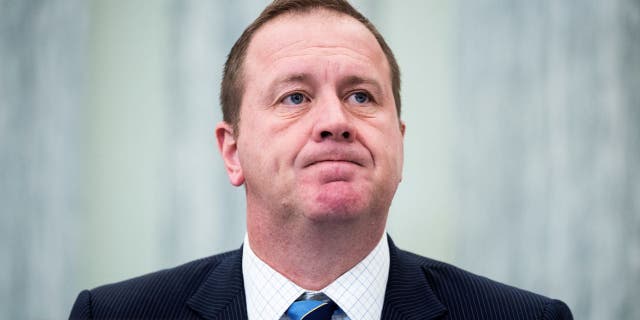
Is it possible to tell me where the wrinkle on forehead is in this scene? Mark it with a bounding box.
[270,46,375,65]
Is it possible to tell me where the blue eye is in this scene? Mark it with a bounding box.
[282,92,306,105]
[350,92,370,104]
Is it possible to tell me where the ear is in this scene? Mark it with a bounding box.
[398,120,406,183]
[215,121,245,186]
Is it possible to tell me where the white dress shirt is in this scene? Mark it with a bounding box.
[242,233,390,320]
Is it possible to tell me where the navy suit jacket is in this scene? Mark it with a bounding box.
[70,237,572,319]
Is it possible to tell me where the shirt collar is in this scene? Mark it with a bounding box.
[242,233,390,320]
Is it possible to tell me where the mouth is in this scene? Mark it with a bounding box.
[305,159,363,168]
[300,147,370,169]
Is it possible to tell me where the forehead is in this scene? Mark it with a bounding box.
[244,9,388,76]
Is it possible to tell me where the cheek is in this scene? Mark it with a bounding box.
[236,126,271,179]
[239,123,308,175]
[395,139,404,178]
[374,126,404,176]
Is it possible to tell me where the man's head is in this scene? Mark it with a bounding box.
[220,0,401,135]
[216,0,404,227]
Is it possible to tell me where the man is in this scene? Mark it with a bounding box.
[70,0,573,319]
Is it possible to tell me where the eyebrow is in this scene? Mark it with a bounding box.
[282,74,308,83]
[269,73,311,91]
[338,75,384,94]
[265,73,311,100]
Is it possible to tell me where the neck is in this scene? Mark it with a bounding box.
[247,209,387,290]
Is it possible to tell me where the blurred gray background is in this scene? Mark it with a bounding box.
[1,0,639,319]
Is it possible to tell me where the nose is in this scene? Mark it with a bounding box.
[312,98,356,143]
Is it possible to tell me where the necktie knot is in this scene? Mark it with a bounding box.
[286,293,337,320]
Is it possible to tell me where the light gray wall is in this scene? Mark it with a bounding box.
[1,0,87,318]
[450,1,640,319]
[1,0,638,319]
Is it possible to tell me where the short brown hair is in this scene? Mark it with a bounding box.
[220,0,401,134]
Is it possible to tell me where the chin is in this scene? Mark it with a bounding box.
[304,188,370,222]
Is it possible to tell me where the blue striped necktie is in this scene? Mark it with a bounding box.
[286,293,337,320]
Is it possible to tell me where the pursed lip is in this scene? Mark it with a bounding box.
[300,149,369,168]
[306,159,363,167]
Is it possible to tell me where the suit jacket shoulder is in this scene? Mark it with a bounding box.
[70,238,572,320]
[382,238,573,320]
[69,249,247,320]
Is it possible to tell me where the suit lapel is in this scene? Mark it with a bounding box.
[187,249,248,320]
[382,236,448,320]
[185,238,446,320]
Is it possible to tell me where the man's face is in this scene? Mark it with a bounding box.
[218,9,404,223]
